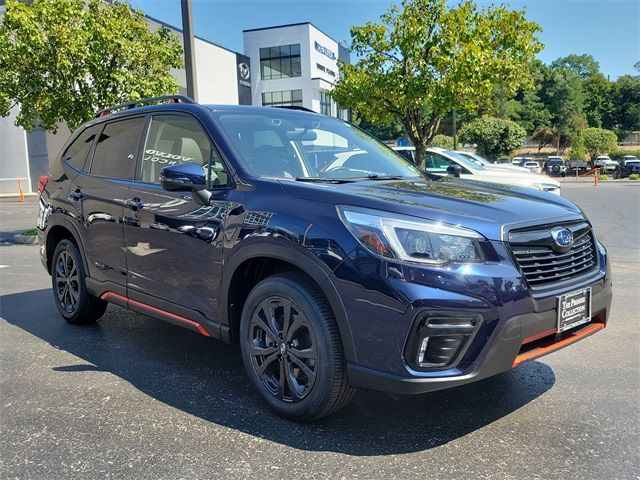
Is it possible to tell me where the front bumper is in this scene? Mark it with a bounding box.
[336,239,612,395]
[347,276,611,394]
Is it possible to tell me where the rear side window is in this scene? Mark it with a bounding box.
[90,117,145,179]
[62,125,100,171]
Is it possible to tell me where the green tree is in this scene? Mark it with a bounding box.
[610,74,640,136]
[540,66,586,154]
[583,73,614,128]
[0,0,183,132]
[353,114,405,141]
[551,54,600,79]
[583,127,618,160]
[531,125,555,154]
[458,116,526,159]
[431,134,454,149]
[332,0,542,168]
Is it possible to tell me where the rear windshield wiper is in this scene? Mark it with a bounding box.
[295,177,358,184]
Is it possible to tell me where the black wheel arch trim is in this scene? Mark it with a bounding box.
[222,242,357,363]
[43,215,91,276]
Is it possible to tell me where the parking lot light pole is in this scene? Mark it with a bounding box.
[181,0,198,102]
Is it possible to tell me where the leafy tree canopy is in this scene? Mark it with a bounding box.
[551,54,600,79]
[430,134,454,149]
[458,116,526,159]
[332,0,542,167]
[0,0,183,132]
[583,127,618,160]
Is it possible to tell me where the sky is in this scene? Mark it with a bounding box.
[129,0,639,79]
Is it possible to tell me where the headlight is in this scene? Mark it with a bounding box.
[532,182,560,193]
[337,206,485,265]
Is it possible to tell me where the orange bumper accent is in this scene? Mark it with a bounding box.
[512,322,605,368]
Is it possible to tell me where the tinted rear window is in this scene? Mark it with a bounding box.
[62,125,100,171]
[90,117,145,180]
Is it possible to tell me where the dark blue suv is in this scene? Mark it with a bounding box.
[37,96,612,421]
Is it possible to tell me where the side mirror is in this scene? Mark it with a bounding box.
[447,165,462,178]
[160,163,207,192]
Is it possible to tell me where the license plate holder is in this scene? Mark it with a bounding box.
[557,287,592,333]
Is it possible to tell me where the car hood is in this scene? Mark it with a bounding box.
[280,177,582,241]
[464,169,559,187]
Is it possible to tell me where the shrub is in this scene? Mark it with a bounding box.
[598,174,608,181]
[628,173,640,180]
[459,117,526,160]
[431,134,454,149]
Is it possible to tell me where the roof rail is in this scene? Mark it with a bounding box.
[96,95,196,117]
[272,106,317,114]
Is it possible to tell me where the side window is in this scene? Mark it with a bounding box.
[62,125,100,171]
[141,115,229,188]
[425,152,453,173]
[90,117,145,179]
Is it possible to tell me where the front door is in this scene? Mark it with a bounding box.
[123,113,234,321]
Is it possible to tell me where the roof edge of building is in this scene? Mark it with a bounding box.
[243,21,344,47]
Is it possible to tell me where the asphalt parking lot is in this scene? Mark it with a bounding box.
[1,182,638,479]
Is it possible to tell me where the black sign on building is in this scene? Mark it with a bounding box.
[236,54,252,105]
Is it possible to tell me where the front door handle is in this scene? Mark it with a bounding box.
[123,197,144,211]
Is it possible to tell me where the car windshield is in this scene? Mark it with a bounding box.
[525,162,538,166]
[460,152,491,166]
[444,150,485,170]
[213,110,424,181]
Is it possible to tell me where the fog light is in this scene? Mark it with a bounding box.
[418,336,430,364]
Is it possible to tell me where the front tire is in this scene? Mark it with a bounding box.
[51,239,107,324]
[240,272,354,421]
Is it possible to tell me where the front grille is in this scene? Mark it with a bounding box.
[509,223,597,288]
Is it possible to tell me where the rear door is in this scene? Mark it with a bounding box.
[123,113,234,321]
[79,116,145,287]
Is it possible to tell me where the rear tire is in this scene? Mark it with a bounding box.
[240,272,355,421]
[51,239,107,324]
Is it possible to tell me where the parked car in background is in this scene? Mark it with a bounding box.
[566,160,589,176]
[392,146,417,163]
[601,160,619,173]
[422,149,560,193]
[523,161,542,174]
[453,151,530,173]
[594,156,612,169]
[613,160,640,179]
[545,156,567,177]
[512,156,533,165]
[621,155,639,165]
[37,96,609,421]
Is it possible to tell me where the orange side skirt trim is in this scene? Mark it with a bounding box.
[100,291,210,337]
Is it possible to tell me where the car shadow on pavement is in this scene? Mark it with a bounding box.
[2,288,556,456]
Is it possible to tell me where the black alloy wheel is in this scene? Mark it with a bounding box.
[248,296,318,402]
[54,249,80,314]
[240,272,355,421]
[51,239,107,324]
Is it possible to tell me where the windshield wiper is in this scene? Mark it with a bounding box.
[362,174,404,180]
[295,177,358,184]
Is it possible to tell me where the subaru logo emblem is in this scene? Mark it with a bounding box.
[551,227,573,249]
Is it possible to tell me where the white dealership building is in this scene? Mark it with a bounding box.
[0,9,348,195]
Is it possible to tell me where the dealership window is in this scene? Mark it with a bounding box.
[260,44,301,80]
[320,91,332,116]
[262,89,303,107]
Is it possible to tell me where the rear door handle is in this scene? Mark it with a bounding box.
[123,197,144,211]
[69,188,84,201]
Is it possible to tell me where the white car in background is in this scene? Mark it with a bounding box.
[622,155,639,165]
[523,161,542,174]
[454,150,531,173]
[388,147,561,195]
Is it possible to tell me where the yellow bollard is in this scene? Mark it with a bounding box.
[17,179,25,202]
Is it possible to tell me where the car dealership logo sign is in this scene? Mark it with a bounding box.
[315,41,336,60]
[238,62,251,81]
